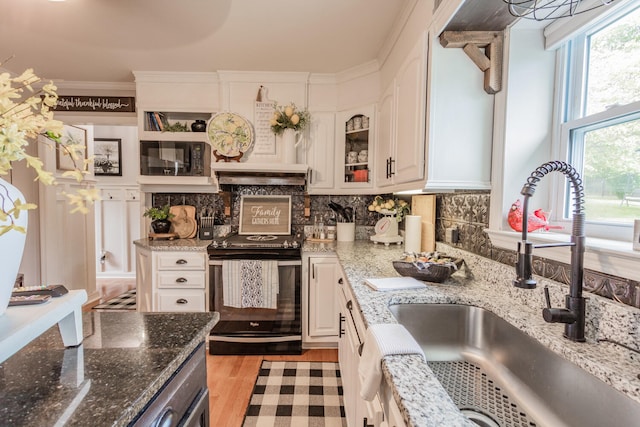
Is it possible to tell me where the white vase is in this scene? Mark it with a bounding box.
[0,177,28,316]
[281,128,300,164]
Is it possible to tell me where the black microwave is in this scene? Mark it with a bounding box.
[140,141,210,176]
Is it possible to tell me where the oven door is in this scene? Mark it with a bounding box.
[208,258,302,355]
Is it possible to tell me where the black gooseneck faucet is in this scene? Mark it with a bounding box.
[513,161,586,342]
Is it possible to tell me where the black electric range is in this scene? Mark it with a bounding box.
[207,233,301,260]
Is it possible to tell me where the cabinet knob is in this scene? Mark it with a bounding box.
[176,298,188,304]
[338,278,344,285]
[346,300,353,310]
[176,259,188,265]
[176,277,187,283]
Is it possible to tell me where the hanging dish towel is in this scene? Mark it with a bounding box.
[222,260,279,309]
[358,323,425,401]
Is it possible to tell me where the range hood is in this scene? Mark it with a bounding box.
[211,162,308,186]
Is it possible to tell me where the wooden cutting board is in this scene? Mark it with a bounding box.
[170,205,197,239]
[411,195,436,252]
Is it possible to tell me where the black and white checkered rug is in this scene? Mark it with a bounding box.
[243,361,346,427]
[93,289,136,310]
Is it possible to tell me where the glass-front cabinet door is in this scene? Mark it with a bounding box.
[336,105,374,191]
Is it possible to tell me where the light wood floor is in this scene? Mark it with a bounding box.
[207,349,339,427]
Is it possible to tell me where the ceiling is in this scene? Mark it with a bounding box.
[0,0,412,85]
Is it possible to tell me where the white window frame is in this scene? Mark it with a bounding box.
[486,2,640,282]
[551,3,640,242]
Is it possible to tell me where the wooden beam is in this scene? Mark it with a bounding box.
[439,30,504,94]
[484,34,503,94]
[462,44,491,71]
[440,31,499,48]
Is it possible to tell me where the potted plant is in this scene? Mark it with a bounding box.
[143,205,174,234]
[269,103,310,135]
[269,103,311,164]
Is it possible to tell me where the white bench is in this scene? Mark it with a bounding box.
[623,190,640,206]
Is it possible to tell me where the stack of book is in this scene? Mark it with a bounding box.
[146,112,168,131]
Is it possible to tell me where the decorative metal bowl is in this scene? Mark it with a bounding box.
[392,256,463,283]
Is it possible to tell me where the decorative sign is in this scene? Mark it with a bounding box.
[253,100,276,155]
[50,96,136,113]
[239,195,291,235]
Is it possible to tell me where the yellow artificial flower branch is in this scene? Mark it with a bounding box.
[269,103,310,135]
[0,58,98,235]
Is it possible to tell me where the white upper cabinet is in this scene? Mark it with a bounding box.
[376,83,395,188]
[335,105,375,193]
[306,111,336,193]
[423,31,493,191]
[134,71,220,143]
[375,34,427,190]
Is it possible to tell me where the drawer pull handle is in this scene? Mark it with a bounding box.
[176,298,188,304]
[176,277,188,283]
[154,408,176,427]
[175,259,188,265]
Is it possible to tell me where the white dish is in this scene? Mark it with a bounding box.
[207,112,254,157]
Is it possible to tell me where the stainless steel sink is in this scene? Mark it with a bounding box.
[388,303,640,427]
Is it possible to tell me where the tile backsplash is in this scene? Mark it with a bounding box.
[152,187,638,309]
[437,191,639,309]
[152,185,386,239]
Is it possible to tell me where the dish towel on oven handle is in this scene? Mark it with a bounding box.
[358,323,425,401]
[222,260,279,309]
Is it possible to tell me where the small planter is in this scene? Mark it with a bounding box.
[151,219,172,234]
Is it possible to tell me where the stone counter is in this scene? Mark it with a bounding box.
[0,311,218,426]
[133,237,211,251]
[327,240,640,426]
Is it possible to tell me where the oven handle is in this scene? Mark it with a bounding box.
[209,335,302,343]
[208,260,301,267]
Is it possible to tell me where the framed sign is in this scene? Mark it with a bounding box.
[56,125,87,171]
[94,138,122,176]
[51,96,136,113]
[253,100,277,155]
[239,195,291,235]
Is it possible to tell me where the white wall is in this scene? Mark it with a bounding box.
[13,141,42,286]
[93,125,141,279]
[94,125,140,183]
[490,26,557,231]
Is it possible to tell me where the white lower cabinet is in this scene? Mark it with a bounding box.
[135,246,207,312]
[304,256,341,347]
[157,289,206,312]
[338,277,388,427]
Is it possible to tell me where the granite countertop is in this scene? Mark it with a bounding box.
[133,237,211,251]
[0,311,218,426]
[316,240,640,427]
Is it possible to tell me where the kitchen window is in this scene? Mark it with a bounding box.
[555,3,640,241]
